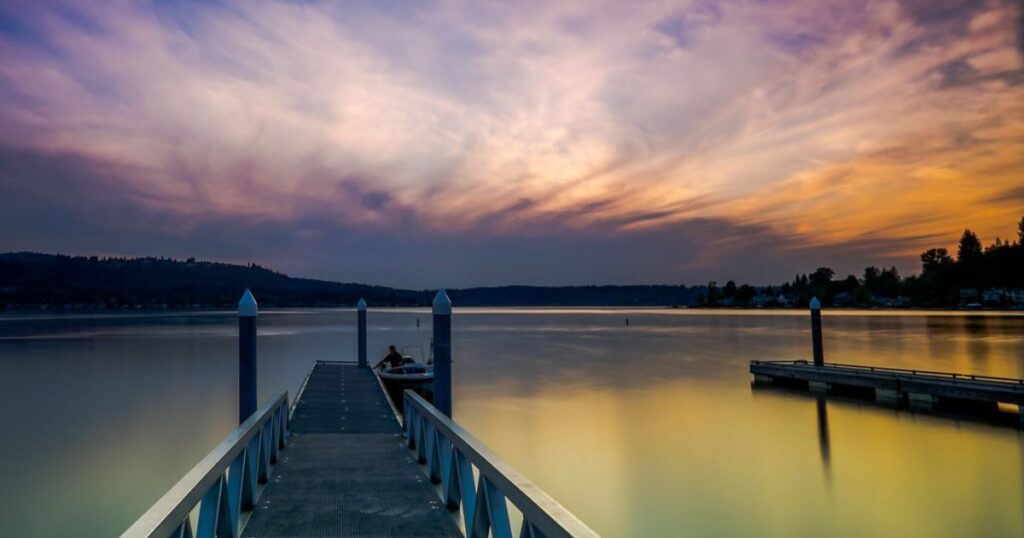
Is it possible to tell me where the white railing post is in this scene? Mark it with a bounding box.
[402,391,599,538]
[122,393,290,538]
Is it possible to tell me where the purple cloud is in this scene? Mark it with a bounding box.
[0,0,1021,286]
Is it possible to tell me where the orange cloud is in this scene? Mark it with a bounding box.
[0,0,1021,283]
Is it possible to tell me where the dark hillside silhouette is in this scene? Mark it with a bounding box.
[0,253,700,309]
[0,254,417,308]
[2,215,1020,310]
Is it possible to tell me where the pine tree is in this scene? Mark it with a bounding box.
[957,229,982,263]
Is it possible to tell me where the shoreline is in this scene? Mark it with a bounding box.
[1,304,1023,316]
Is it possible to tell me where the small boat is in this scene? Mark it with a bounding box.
[375,347,433,408]
[375,346,433,383]
[377,363,433,382]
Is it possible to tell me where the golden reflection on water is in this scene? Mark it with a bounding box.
[458,378,1023,537]
[452,311,1024,537]
[1,309,1022,536]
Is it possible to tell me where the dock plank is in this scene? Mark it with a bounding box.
[243,362,461,538]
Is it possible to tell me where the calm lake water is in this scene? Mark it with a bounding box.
[0,308,1022,537]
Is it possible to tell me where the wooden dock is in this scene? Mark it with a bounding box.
[123,359,598,538]
[242,361,462,537]
[750,360,1024,422]
[123,292,597,538]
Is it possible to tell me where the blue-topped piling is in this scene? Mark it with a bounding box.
[432,289,453,417]
[238,289,258,423]
[810,296,824,368]
[357,298,367,367]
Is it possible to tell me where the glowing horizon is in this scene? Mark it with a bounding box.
[0,0,1021,287]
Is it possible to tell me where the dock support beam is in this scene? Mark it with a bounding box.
[357,298,367,368]
[238,289,258,424]
[810,297,824,367]
[809,380,830,394]
[432,290,453,417]
[875,388,903,405]
[908,392,938,410]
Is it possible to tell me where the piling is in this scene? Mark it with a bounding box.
[357,298,367,367]
[432,289,453,417]
[238,289,258,423]
[810,297,824,367]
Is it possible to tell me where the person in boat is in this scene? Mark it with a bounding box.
[374,345,404,370]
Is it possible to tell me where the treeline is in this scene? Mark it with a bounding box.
[698,215,1024,308]
[4,215,1020,311]
[0,253,422,308]
[447,285,699,307]
[0,253,701,309]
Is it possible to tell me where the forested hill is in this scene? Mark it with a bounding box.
[0,253,420,308]
[0,253,700,309]
[447,285,698,307]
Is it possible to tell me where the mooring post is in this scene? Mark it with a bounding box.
[810,296,824,367]
[357,298,367,367]
[238,289,258,424]
[432,289,453,417]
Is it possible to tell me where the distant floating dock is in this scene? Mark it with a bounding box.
[750,360,1024,423]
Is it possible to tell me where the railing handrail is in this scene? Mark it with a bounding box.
[751,360,1024,386]
[122,390,289,537]
[404,390,599,538]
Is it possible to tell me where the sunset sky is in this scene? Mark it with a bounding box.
[0,0,1021,288]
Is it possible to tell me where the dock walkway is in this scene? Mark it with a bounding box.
[123,292,598,538]
[751,360,1024,421]
[242,361,461,537]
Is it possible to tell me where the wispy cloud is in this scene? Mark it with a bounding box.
[0,0,1020,285]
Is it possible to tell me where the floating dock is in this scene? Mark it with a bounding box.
[243,361,462,537]
[123,290,597,538]
[123,360,597,538]
[750,360,1024,422]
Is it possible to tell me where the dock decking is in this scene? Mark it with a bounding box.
[751,360,1024,421]
[242,361,462,537]
[123,293,598,538]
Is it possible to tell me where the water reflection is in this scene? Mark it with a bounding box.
[962,316,991,367]
[1,309,1022,536]
[816,396,832,485]
[456,310,1024,537]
